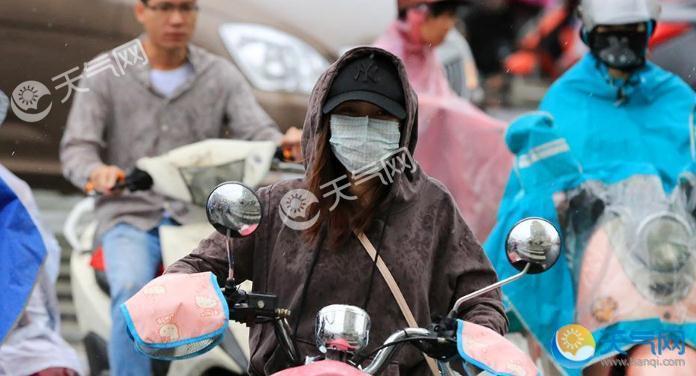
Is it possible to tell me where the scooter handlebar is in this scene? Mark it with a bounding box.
[84,168,153,196]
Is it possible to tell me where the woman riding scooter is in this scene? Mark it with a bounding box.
[165,47,508,375]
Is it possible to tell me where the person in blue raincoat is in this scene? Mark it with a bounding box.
[485,0,696,374]
[0,90,43,344]
[0,90,83,375]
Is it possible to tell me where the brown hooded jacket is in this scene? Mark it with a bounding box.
[167,47,507,375]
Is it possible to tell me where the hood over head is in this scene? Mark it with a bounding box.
[301,46,424,207]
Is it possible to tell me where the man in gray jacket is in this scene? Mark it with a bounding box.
[60,0,300,374]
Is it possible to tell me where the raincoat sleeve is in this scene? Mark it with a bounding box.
[482,113,587,374]
[0,166,83,374]
[165,186,270,285]
[0,167,48,343]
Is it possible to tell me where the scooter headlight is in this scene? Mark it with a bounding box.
[638,213,691,272]
[315,305,371,354]
[635,212,695,304]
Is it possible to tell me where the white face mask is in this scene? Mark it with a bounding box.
[329,114,401,173]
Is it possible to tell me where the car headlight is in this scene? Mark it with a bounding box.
[219,23,329,95]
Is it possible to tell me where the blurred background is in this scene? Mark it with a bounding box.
[3,0,694,189]
[0,0,551,189]
[1,0,694,374]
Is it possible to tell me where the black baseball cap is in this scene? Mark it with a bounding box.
[322,53,407,120]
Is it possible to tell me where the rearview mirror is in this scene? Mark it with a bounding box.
[449,217,561,316]
[206,182,262,238]
[505,218,561,274]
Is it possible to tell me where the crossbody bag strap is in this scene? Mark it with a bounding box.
[355,231,440,375]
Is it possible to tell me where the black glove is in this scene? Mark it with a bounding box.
[124,168,154,192]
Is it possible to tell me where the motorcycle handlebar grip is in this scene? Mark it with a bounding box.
[84,170,126,195]
[124,168,154,192]
[274,146,296,162]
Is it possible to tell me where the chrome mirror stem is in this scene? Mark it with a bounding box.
[226,229,234,284]
[449,263,530,317]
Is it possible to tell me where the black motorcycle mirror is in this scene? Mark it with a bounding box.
[206,181,262,238]
[448,217,561,317]
[206,182,262,284]
[0,90,8,126]
[505,217,561,274]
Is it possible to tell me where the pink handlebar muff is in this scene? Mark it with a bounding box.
[120,271,229,360]
[457,320,539,376]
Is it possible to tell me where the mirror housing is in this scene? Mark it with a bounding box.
[206,182,262,238]
[506,217,561,274]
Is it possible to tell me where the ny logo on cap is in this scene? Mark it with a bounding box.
[354,61,379,83]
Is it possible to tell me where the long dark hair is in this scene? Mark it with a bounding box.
[303,119,388,249]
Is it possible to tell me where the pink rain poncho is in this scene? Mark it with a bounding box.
[375,21,512,239]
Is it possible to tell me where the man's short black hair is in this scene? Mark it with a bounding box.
[398,1,464,20]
